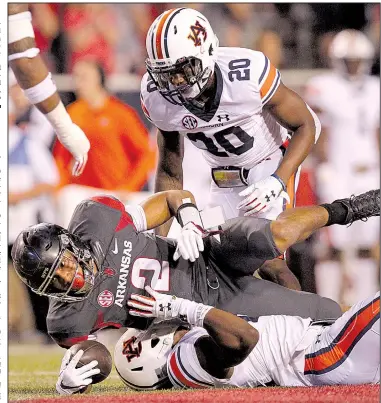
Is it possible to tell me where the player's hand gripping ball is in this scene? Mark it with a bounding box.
[69,340,113,384]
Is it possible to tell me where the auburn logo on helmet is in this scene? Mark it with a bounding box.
[122,336,142,362]
[188,21,207,46]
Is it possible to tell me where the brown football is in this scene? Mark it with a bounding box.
[69,340,113,384]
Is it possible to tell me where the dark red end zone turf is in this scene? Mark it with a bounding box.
[14,384,380,403]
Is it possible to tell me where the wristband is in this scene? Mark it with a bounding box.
[271,173,286,191]
[178,299,213,327]
[176,199,203,227]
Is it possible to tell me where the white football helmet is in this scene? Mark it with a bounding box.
[329,29,375,79]
[145,8,219,106]
[114,322,181,391]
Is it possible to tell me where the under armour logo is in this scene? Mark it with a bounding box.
[315,334,322,344]
[265,191,276,203]
[159,303,171,312]
[217,114,230,122]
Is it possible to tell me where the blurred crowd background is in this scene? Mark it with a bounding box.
[9,3,380,344]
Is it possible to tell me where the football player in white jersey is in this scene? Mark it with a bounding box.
[140,7,321,290]
[305,30,380,304]
[116,288,380,390]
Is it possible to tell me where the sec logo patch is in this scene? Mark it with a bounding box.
[98,290,114,308]
[182,115,198,130]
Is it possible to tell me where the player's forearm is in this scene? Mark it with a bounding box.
[203,308,259,366]
[141,190,196,231]
[154,139,184,235]
[154,130,184,192]
[274,127,315,184]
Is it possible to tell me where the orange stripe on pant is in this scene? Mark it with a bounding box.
[155,9,175,59]
[304,298,380,374]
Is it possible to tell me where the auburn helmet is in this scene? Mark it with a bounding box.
[145,8,219,106]
[11,223,97,302]
[329,29,375,78]
[114,322,182,390]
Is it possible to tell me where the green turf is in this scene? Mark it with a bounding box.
[9,344,130,401]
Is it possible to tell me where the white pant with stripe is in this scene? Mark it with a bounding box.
[304,291,380,385]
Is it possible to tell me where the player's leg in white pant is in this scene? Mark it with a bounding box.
[304,292,380,385]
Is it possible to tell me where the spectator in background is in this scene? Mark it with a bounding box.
[9,96,60,343]
[305,30,380,305]
[62,4,118,74]
[53,60,155,225]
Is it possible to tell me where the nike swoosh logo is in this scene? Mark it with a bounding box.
[112,238,118,255]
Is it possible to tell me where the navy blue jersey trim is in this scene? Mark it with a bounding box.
[163,8,186,58]
[258,56,269,85]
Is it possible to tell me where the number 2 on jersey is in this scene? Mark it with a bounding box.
[131,258,170,291]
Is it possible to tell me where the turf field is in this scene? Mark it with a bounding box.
[9,344,380,403]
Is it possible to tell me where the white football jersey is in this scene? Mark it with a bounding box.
[305,72,380,170]
[167,315,319,389]
[141,47,289,170]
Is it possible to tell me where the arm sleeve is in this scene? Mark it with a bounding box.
[208,217,281,276]
[125,204,147,233]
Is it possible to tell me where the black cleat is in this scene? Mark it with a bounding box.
[334,189,380,226]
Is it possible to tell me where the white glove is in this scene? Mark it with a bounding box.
[173,221,205,262]
[56,349,100,395]
[128,286,213,327]
[66,123,89,177]
[128,286,185,322]
[237,174,290,216]
[45,102,90,177]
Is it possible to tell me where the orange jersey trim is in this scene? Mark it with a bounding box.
[260,63,277,100]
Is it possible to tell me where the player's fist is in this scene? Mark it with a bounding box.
[237,174,290,216]
[56,349,100,395]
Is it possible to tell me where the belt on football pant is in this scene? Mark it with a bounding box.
[211,140,290,188]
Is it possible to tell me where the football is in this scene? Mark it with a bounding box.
[69,340,113,384]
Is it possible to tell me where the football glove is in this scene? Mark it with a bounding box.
[128,286,213,327]
[128,286,184,322]
[237,174,290,216]
[56,349,100,395]
[173,221,205,262]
